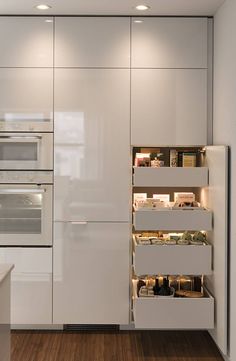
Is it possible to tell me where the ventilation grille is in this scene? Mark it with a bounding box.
[64,324,119,332]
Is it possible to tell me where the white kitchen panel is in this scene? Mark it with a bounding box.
[131,17,208,68]
[0,68,53,132]
[0,248,52,325]
[0,17,53,67]
[54,69,130,222]
[131,69,207,146]
[53,222,130,324]
[55,17,130,67]
[201,146,228,355]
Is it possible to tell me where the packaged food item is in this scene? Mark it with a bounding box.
[134,153,151,167]
[177,231,192,245]
[182,153,197,167]
[170,149,178,167]
[175,290,203,298]
[190,231,206,245]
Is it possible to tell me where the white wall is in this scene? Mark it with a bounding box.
[214,1,236,359]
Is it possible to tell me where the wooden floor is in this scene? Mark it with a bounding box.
[11,330,224,361]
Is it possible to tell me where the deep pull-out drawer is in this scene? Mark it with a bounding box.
[133,238,212,276]
[0,248,52,325]
[133,286,214,329]
[133,167,209,187]
[133,209,212,231]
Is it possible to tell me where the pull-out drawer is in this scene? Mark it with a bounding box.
[133,167,209,187]
[133,209,212,231]
[133,285,214,329]
[133,238,212,276]
[0,248,52,325]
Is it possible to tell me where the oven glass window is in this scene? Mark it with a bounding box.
[0,193,42,234]
[0,142,37,161]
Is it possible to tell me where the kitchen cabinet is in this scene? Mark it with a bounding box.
[55,17,130,68]
[131,17,208,68]
[54,68,130,222]
[131,69,207,146]
[0,248,52,325]
[53,222,130,324]
[0,68,53,132]
[0,17,53,67]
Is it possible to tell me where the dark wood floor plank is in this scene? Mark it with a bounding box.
[11,330,224,361]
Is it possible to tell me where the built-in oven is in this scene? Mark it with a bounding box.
[0,133,53,170]
[0,171,53,246]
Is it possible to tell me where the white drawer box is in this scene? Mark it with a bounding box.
[133,167,209,187]
[133,209,212,231]
[133,238,212,276]
[133,286,214,329]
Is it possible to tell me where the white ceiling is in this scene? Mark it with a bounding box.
[0,0,225,16]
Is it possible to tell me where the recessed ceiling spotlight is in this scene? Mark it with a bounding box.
[134,20,144,23]
[45,19,53,22]
[135,4,150,11]
[35,4,52,10]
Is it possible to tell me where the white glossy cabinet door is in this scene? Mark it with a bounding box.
[0,248,52,325]
[0,68,53,131]
[0,17,53,67]
[131,69,207,146]
[131,17,207,68]
[53,222,130,324]
[55,17,130,67]
[54,69,130,222]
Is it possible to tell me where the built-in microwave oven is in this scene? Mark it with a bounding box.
[0,133,53,170]
[0,182,53,246]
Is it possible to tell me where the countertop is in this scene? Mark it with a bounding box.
[0,264,14,285]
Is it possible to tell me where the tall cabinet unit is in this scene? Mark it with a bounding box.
[53,17,131,324]
[130,18,228,356]
[0,17,54,325]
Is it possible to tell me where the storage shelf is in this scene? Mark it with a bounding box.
[133,237,212,276]
[133,167,209,187]
[133,282,214,329]
[133,209,212,231]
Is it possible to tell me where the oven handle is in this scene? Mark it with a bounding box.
[0,135,42,140]
[0,189,46,194]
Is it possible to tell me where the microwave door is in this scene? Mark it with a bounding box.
[0,133,53,170]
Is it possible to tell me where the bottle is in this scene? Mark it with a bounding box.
[153,277,160,295]
[158,277,172,296]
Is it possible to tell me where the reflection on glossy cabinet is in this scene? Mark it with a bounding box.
[54,68,130,222]
[53,222,130,324]
[0,17,53,67]
[0,248,52,325]
[55,17,130,67]
[131,17,208,69]
[0,68,53,131]
[131,69,207,146]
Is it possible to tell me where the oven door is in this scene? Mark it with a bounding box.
[0,184,52,246]
[0,133,53,170]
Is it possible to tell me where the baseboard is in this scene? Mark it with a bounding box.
[11,324,63,330]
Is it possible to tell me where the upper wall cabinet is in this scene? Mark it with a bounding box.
[55,17,130,68]
[131,69,207,146]
[0,68,53,131]
[131,18,208,68]
[0,17,53,67]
